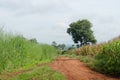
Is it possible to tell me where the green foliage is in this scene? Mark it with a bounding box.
[0,29,57,73]
[79,55,96,68]
[67,19,96,47]
[93,40,120,76]
[10,66,65,80]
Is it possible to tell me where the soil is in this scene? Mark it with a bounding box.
[0,57,120,80]
[49,57,120,80]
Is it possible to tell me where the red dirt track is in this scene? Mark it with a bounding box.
[49,57,120,80]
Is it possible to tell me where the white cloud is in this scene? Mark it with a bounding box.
[0,0,120,44]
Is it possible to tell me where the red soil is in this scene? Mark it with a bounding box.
[49,57,120,80]
[0,57,120,80]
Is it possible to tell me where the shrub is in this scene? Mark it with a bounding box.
[93,40,120,76]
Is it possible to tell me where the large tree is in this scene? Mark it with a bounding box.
[67,19,96,47]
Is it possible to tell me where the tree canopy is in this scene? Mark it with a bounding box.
[67,19,96,47]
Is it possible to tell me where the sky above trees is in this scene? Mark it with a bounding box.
[0,0,120,44]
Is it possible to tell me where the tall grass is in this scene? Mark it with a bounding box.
[94,40,120,76]
[67,43,104,56]
[0,29,57,73]
[67,36,120,77]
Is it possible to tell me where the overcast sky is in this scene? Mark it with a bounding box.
[0,0,120,44]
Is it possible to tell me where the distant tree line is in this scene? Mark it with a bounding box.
[51,41,66,50]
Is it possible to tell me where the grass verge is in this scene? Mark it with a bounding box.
[65,36,120,77]
[0,66,65,80]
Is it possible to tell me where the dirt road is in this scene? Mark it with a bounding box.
[49,57,120,80]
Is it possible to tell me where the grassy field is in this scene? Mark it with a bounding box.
[0,28,57,73]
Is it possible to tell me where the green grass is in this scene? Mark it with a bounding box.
[0,28,57,73]
[78,55,95,67]
[0,66,65,80]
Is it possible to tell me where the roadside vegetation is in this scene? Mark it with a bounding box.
[0,28,57,74]
[65,36,120,77]
[64,19,120,77]
[94,39,120,76]
[0,28,66,80]
[0,66,65,80]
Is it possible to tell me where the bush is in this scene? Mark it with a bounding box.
[93,40,120,76]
